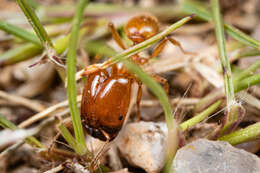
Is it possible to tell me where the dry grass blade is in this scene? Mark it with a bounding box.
[43,165,64,173]
[0,90,45,112]
[18,95,81,128]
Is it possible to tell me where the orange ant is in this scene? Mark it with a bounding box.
[81,13,191,142]
[44,13,192,172]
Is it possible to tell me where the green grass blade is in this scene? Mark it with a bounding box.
[235,49,260,59]
[0,20,41,46]
[219,122,260,145]
[123,60,174,129]
[0,43,42,66]
[16,0,54,48]
[0,114,43,148]
[182,0,260,49]
[234,74,260,92]
[180,100,222,131]
[0,115,18,130]
[181,0,211,21]
[16,0,67,81]
[58,124,82,154]
[234,59,260,82]
[211,0,235,105]
[225,24,260,49]
[66,0,88,155]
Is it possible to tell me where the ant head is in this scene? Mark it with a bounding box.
[124,14,159,44]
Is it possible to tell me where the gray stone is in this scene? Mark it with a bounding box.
[173,139,260,173]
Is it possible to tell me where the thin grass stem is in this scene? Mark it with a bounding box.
[16,0,54,48]
[211,0,235,106]
[180,100,222,131]
[66,0,89,155]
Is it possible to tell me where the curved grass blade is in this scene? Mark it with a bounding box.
[123,60,174,129]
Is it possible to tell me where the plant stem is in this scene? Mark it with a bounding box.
[180,100,222,131]
[218,122,260,145]
[66,0,88,155]
[211,0,235,106]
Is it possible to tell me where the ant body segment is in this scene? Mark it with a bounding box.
[81,14,190,142]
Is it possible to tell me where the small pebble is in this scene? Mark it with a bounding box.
[116,121,168,173]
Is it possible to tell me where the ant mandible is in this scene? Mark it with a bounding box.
[81,13,190,143]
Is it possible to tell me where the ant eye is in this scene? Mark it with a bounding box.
[118,115,123,120]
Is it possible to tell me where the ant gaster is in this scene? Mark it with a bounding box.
[81,14,190,142]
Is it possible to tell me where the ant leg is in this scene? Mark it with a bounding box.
[136,81,142,121]
[134,38,168,65]
[166,37,196,55]
[82,22,125,77]
[151,74,169,94]
[108,22,126,50]
[81,64,103,77]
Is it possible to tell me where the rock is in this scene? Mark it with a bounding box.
[116,121,168,173]
[173,139,260,173]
